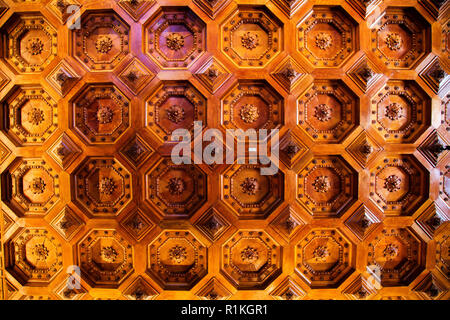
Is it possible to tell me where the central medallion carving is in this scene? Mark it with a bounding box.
[385,103,403,121]
[166,33,185,51]
[241,32,259,50]
[28,108,45,126]
[239,104,259,123]
[95,35,113,54]
[312,245,330,261]
[315,32,332,50]
[384,175,401,192]
[167,177,185,195]
[240,246,259,263]
[314,104,332,122]
[27,38,44,56]
[166,105,185,124]
[31,177,46,194]
[383,243,399,260]
[283,143,300,159]
[312,176,330,193]
[96,106,114,124]
[32,243,49,261]
[360,141,373,156]
[385,32,402,51]
[169,245,187,263]
[101,246,119,263]
[99,177,116,195]
[240,177,259,195]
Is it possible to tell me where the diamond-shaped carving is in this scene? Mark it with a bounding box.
[46,0,81,24]
[120,209,154,241]
[270,276,306,300]
[419,57,449,94]
[272,0,306,18]
[416,203,449,239]
[195,277,232,300]
[270,205,305,241]
[344,205,381,241]
[346,0,382,18]
[50,206,84,241]
[47,133,82,169]
[46,60,80,97]
[342,275,377,300]
[297,6,357,68]
[54,275,87,300]
[0,140,11,165]
[3,86,58,146]
[413,273,448,300]
[119,134,153,169]
[194,57,232,94]
[3,212,14,234]
[277,130,309,169]
[346,131,383,168]
[297,80,358,143]
[118,0,155,21]
[418,130,449,167]
[123,276,159,300]
[118,58,154,94]
[193,0,232,19]
[194,207,231,241]
[0,68,10,93]
[271,56,305,93]
[347,57,383,92]
[0,0,8,19]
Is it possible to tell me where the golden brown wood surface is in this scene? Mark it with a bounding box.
[0,0,449,300]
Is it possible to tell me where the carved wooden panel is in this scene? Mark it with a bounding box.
[0,0,448,301]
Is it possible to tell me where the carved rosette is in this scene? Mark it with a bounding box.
[4,14,58,73]
[221,230,282,289]
[370,8,429,69]
[297,80,357,143]
[221,164,284,219]
[295,229,354,288]
[144,158,207,219]
[72,12,130,71]
[147,230,208,290]
[221,7,282,68]
[297,6,356,68]
[370,80,429,143]
[3,158,60,216]
[72,157,132,217]
[297,156,357,218]
[145,8,206,69]
[367,228,425,286]
[6,228,63,285]
[222,80,282,132]
[72,84,130,144]
[369,155,429,216]
[77,229,134,288]
[5,86,58,146]
[145,81,206,143]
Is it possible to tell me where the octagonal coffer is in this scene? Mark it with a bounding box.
[76,229,134,288]
[144,6,206,70]
[147,230,208,290]
[71,83,130,145]
[2,158,60,217]
[366,227,425,286]
[295,228,355,288]
[221,230,282,290]
[71,10,130,71]
[6,227,63,286]
[370,7,430,69]
[296,6,358,68]
[144,158,207,219]
[369,80,431,144]
[297,80,359,143]
[296,156,358,218]
[1,13,58,73]
[72,157,133,218]
[368,154,429,216]
[220,5,283,68]
[145,81,207,144]
[1,86,58,146]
